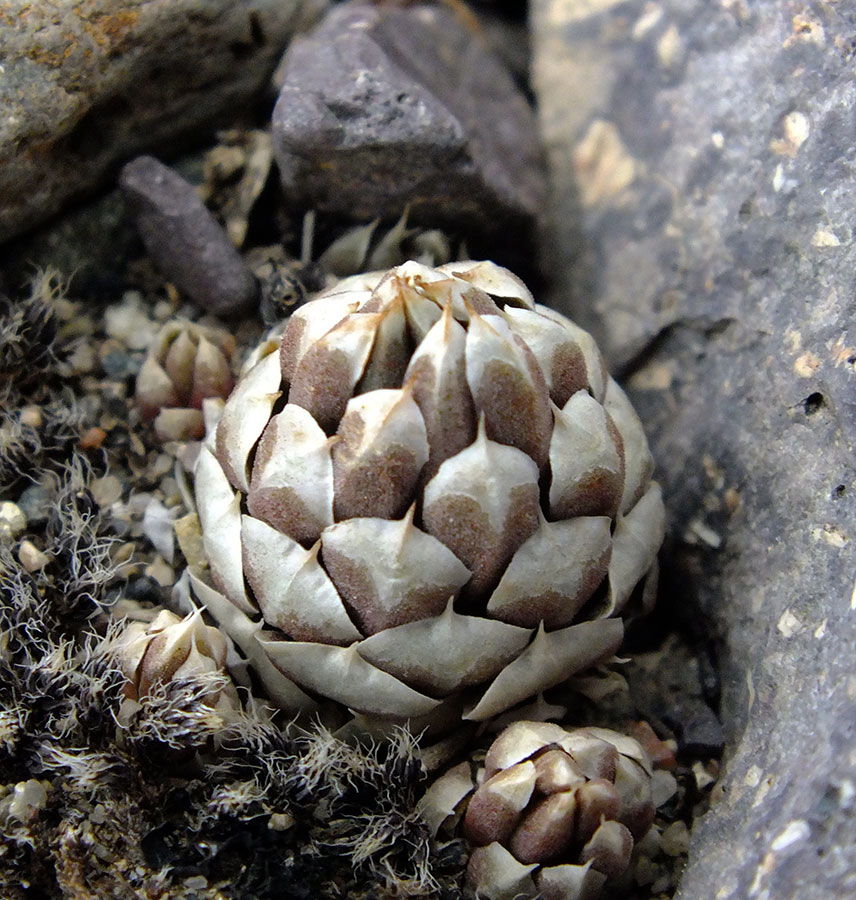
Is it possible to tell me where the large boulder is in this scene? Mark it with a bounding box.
[271,1,546,270]
[0,0,326,243]
[532,2,856,898]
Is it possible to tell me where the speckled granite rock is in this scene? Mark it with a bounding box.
[532,2,856,898]
[0,0,326,244]
[271,1,545,268]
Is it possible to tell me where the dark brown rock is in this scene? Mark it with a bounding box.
[532,2,856,899]
[120,156,256,315]
[271,1,545,269]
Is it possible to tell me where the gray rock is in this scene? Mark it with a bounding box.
[0,0,327,244]
[271,1,545,268]
[532,2,856,898]
[120,156,257,316]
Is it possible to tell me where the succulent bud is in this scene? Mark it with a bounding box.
[136,320,235,441]
[419,721,660,900]
[118,608,237,711]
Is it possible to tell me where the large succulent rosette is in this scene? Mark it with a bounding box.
[189,261,664,731]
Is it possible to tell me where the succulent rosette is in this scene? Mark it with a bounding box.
[136,319,235,442]
[118,608,238,713]
[419,721,659,900]
[188,260,664,731]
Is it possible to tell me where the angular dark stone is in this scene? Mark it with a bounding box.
[271,1,545,269]
[532,2,856,898]
[120,156,257,316]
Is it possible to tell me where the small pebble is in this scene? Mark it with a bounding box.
[7,780,48,823]
[66,341,98,375]
[145,555,175,587]
[174,513,206,567]
[79,426,108,449]
[0,502,27,541]
[16,485,51,526]
[634,854,661,887]
[89,805,108,825]
[269,812,296,831]
[18,540,49,572]
[660,820,690,857]
[19,405,43,428]
[104,294,159,351]
[90,475,124,509]
[101,349,140,379]
[652,769,679,807]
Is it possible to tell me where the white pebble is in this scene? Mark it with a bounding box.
[660,820,691,856]
[18,540,49,572]
[0,502,26,541]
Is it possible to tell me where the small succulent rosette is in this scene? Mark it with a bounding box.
[188,260,665,736]
[136,320,235,442]
[419,721,662,900]
[118,608,239,714]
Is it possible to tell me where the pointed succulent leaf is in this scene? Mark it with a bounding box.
[163,327,197,404]
[465,312,553,467]
[330,387,429,520]
[321,512,469,635]
[607,482,665,615]
[215,348,282,492]
[195,446,254,614]
[259,638,441,719]
[486,515,612,629]
[136,355,180,419]
[557,731,619,782]
[574,778,622,843]
[484,721,576,780]
[465,619,624,721]
[504,306,591,407]
[416,761,476,836]
[404,303,476,478]
[532,750,586,795]
[423,418,540,594]
[579,819,634,879]
[603,377,655,512]
[584,727,653,774]
[242,516,361,645]
[439,260,536,310]
[509,789,577,864]
[356,598,531,695]
[536,861,606,900]
[190,335,234,409]
[463,761,538,846]
[357,283,411,391]
[536,304,607,402]
[288,311,380,433]
[279,290,365,380]
[549,391,625,519]
[367,208,414,271]
[466,842,538,900]
[317,219,378,275]
[186,567,318,713]
[613,755,656,838]
[247,403,334,544]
